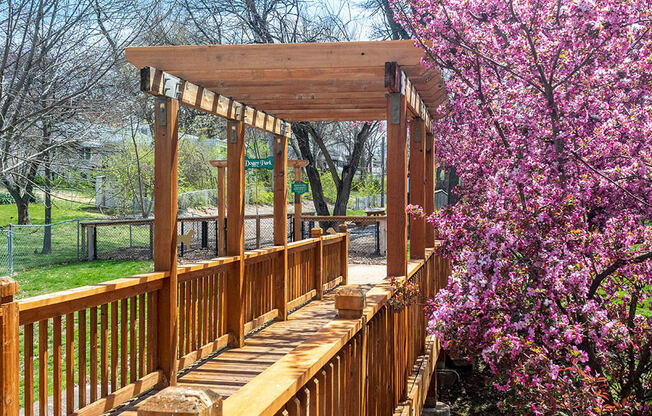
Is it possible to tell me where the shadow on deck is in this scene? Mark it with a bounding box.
[110,264,387,415]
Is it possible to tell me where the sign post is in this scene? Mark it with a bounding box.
[291,180,309,196]
[245,157,273,170]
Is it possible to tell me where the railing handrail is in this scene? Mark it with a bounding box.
[18,271,169,325]
[79,213,306,227]
[302,215,387,222]
[223,250,435,416]
[6,227,351,416]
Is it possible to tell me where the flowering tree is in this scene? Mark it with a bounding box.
[396,0,652,413]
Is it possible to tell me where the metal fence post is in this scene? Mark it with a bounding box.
[255,215,261,249]
[215,220,219,257]
[180,221,185,257]
[7,227,13,276]
[201,221,208,249]
[375,221,380,255]
[76,220,80,260]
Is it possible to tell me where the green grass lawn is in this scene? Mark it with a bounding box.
[14,260,153,299]
[14,259,153,405]
[0,201,105,227]
[0,200,116,275]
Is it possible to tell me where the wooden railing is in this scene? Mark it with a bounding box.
[15,272,168,416]
[223,249,450,416]
[0,230,349,416]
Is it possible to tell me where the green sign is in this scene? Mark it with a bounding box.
[292,180,309,195]
[245,157,273,170]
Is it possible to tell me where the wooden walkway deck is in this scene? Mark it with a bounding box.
[112,264,387,415]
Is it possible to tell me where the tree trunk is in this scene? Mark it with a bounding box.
[42,171,52,254]
[42,123,52,254]
[293,124,330,216]
[333,166,354,216]
[16,196,30,225]
[293,122,373,218]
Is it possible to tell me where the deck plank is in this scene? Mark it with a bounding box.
[111,264,386,414]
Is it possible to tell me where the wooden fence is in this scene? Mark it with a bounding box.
[222,249,450,416]
[0,231,349,416]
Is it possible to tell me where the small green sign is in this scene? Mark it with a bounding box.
[292,180,309,195]
[245,157,274,170]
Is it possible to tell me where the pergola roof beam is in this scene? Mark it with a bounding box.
[140,67,292,138]
[385,62,441,130]
[127,41,448,127]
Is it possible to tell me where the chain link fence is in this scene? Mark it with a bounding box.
[0,229,9,276]
[2,219,89,276]
[301,216,386,263]
[82,215,295,263]
[0,213,389,276]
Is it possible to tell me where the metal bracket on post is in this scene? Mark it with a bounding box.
[390,93,402,125]
[228,122,238,143]
[156,98,167,126]
[413,120,422,142]
[162,73,182,99]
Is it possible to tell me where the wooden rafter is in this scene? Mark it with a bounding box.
[140,67,292,139]
[126,41,448,125]
[385,62,444,131]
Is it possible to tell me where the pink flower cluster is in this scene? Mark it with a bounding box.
[396,0,652,413]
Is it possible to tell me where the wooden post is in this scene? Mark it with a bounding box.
[334,286,365,319]
[217,166,226,256]
[386,92,408,277]
[425,132,435,248]
[273,135,289,321]
[0,277,19,415]
[138,387,222,416]
[153,97,179,386]
[226,120,246,347]
[293,166,302,241]
[338,224,349,285]
[311,228,324,299]
[409,118,426,259]
[86,225,96,261]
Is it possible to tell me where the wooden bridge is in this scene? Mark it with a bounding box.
[0,40,449,416]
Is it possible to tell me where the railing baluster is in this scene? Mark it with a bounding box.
[110,302,118,393]
[120,299,128,388]
[100,304,109,398]
[138,295,146,378]
[78,310,86,409]
[53,316,62,416]
[65,313,74,415]
[24,324,34,416]
[130,296,137,383]
[90,307,98,404]
[38,319,48,416]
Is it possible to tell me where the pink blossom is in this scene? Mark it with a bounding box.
[396,0,652,412]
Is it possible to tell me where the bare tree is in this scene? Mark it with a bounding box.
[0,0,150,224]
[292,122,377,215]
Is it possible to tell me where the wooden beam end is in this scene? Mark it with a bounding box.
[385,61,399,92]
[140,67,155,93]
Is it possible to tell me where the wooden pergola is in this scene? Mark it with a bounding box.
[125,39,446,380]
[0,40,450,416]
[127,39,445,266]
